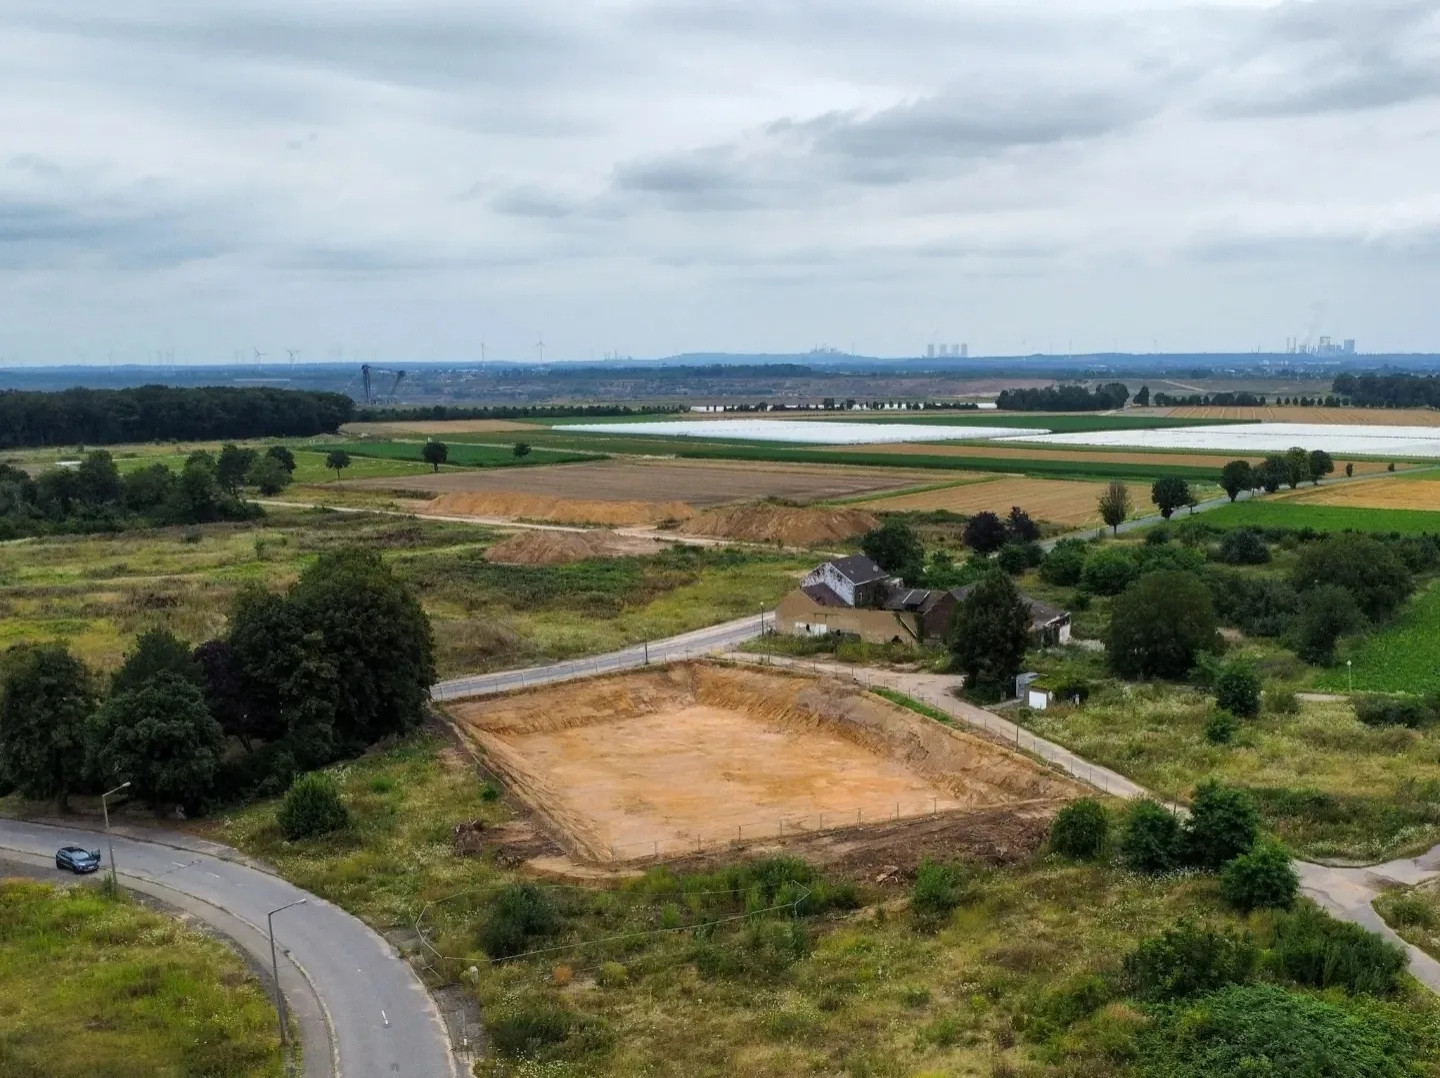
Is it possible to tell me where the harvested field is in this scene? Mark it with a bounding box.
[446,664,1081,863]
[423,491,694,526]
[676,504,879,546]
[857,476,1105,526]
[346,457,940,516]
[843,442,1394,474]
[482,530,665,565]
[1167,406,1440,426]
[1283,475,1440,511]
[341,418,541,435]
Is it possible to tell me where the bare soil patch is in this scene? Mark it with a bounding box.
[445,664,1081,865]
[1167,406,1440,427]
[347,458,936,519]
[421,491,694,526]
[483,530,665,565]
[858,476,1106,526]
[676,504,879,546]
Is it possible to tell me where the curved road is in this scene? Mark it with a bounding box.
[0,819,455,1078]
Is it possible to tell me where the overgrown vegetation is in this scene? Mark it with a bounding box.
[0,879,282,1078]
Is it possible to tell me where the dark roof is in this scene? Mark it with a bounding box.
[883,587,935,611]
[949,585,1069,628]
[800,582,846,607]
[826,555,891,586]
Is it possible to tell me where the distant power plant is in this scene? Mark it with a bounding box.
[926,343,968,358]
[1285,336,1355,356]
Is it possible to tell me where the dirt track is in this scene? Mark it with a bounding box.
[445,664,1081,863]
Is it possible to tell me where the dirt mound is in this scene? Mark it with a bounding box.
[483,530,660,565]
[678,504,879,546]
[427,491,695,526]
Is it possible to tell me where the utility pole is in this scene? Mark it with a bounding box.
[101,781,131,892]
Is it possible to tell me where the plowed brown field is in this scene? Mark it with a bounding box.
[857,476,1105,525]
[446,664,1081,863]
[677,504,879,546]
[1166,406,1440,426]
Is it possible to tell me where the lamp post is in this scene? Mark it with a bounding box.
[1347,659,1353,693]
[268,899,308,1046]
[100,781,131,891]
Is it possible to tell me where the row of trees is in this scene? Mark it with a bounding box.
[1333,372,1440,409]
[0,386,354,449]
[0,549,437,813]
[996,383,1131,411]
[0,448,273,539]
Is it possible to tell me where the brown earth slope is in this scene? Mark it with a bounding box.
[677,504,879,546]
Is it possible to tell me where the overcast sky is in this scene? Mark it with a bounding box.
[3,0,1439,364]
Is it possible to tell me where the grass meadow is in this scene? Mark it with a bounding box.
[1316,580,1440,695]
[0,879,281,1078]
[314,440,600,469]
[1200,500,1440,536]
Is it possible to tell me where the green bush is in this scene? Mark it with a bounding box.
[1184,781,1260,870]
[1081,548,1138,596]
[1215,528,1271,565]
[1213,661,1262,719]
[1122,921,1257,1001]
[910,859,967,921]
[1040,539,1088,587]
[692,919,811,979]
[996,542,1029,575]
[1272,904,1407,996]
[276,772,350,840]
[1049,799,1109,860]
[1121,800,1182,874]
[1204,710,1237,745]
[1220,840,1298,911]
[1354,694,1434,729]
[1266,687,1301,716]
[1138,983,1429,1078]
[487,1000,612,1062]
[479,883,562,960]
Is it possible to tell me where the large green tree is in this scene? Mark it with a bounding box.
[948,571,1033,696]
[91,674,225,811]
[216,444,258,494]
[1291,533,1413,623]
[860,519,925,583]
[111,628,202,697]
[1219,460,1253,502]
[1283,446,1312,489]
[0,645,99,810]
[1098,481,1131,535]
[1150,477,1192,519]
[1107,571,1220,679]
[422,440,449,472]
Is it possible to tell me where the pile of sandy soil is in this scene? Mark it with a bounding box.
[427,491,695,526]
[483,530,660,565]
[677,504,879,546]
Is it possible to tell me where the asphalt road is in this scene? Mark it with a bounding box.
[0,818,455,1078]
[430,611,769,701]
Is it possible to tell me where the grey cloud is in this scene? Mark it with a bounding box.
[0,197,226,270]
[489,188,582,219]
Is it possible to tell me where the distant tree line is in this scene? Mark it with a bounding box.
[997,383,1131,411]
[0,548,435,814]
[0,386,354,449]
[353,403,683,422]
[1150,391,1268,407]
[1333,372,1440,410]
[0,448,277,540]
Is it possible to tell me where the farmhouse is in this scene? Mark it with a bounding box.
[776,556,1071,646]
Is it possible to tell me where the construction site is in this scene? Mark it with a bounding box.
[442,663,1084,871]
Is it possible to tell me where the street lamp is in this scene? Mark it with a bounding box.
[1347,659,1353,693]
[268,899,308,1046]
[101,781,131,891]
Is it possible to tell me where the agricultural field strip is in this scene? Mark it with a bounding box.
[1020,422,1440,459]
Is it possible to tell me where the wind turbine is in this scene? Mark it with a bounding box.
[286,348,300,368]
[535,335,545,362]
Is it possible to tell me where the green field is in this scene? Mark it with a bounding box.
[1200,500,1440,535]
[0,879,282,1078]
[314,440,599,469]
[0,509,809,677]
[1316,580,1440,695]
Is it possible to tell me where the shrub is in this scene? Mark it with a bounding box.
[480,883,562,959]
[963,511,1010,555]
[1204,710,1238,745]
[487,1000,612,1062]
[1040,540,1087,586]
[1213,661,1262,719]
[1207,569,1299,638]
[1122,921,1257,1001]
[1121,800,1182,874]
[1354,694,1434,729]
[1292,533,1414,623]
[1184,781,1260,870]
[1272,904,1407,996]
[1049,799,1109,860]
[1220,839,1298,911]
[1145,525,1171,545]
[910,859,967,921]
[1215,528,1271,565]
[1107,572,1220,680]
[277,771,350,840]
[1137,983,1426,1078]
[1050,676,1092,705]
[1293,583,1364,665]
[996,542,1029,575]
[1081,548,1138,596]
[1266,687,1301,716]
[1385,894,1435,929]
